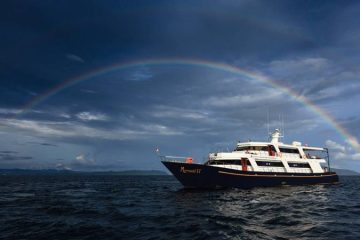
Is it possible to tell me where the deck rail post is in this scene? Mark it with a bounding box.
[325,148,331,172]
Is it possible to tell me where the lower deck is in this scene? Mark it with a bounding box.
[210,164,312,173]
[207,160,322,173]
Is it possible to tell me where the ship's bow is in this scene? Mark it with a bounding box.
[162,161,219,188]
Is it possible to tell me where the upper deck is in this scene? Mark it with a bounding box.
[207,129,329,174]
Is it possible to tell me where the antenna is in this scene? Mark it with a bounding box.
[282,114,285,141]
[277,113,284,142]
[278,113,281,133]
[267,108,272,141]
[267,108,270,136]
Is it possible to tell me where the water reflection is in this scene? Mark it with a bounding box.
[172,185,332,239]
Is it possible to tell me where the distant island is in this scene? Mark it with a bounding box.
[90,170,169,176]
[0,169,168,176]
[331,168,360,176]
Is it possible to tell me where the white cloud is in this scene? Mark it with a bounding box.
[55,163,72,171]
[150,105,209,120]
[66,53,85,63]
[269,57,329,74]
[54,154,97,171]
[76,112,109,121]
[58,113,71,119]
[5,119,75,137]
[325,139,360,161]
[325,140,346,152]
[1,118,183,141]
[126,68,153,82]
[75,153,95,165]
[0,108,22,115]
[140,124,183,136]
[81,89,97,94]
[75,154,85,162]
[205,90,283,107]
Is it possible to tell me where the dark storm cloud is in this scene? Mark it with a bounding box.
[0,0,326,108]
[27,142,58,147]
[1,1,359,170]
[342,117,360,138]
[0,151,18,154]
[0,152,32,161]
[264,56,360,105]
[0,0,358,111]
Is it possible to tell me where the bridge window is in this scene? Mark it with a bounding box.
[303,149,326,159]
[235,146,250,151]
[279,148,300,154]
[235,146,268,151]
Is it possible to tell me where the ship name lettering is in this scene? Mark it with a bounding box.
[180,167,201,174]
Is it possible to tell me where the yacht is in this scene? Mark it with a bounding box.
[160,129,339,188]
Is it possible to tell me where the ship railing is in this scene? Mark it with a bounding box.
[159,155,192,163]
[249,151,303,159]
[258,167,286,173]
[257,167,311,174]
[250,151,268,157]
[290,168,311,174]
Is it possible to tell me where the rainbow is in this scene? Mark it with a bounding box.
[19,58,360,153]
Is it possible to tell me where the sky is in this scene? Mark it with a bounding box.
[0,0,360,171]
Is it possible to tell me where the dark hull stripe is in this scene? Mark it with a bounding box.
[218,170,338,178]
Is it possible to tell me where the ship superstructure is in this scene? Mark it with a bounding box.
[206,129,329,174]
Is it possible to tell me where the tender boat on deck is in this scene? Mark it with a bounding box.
[160,129,339,189]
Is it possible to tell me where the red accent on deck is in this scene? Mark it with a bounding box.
[186,157,193,164]
[268,145,275,156]
[241,158,247,172]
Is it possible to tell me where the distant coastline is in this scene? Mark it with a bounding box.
[0,169,168,176]
[331,168,360,176]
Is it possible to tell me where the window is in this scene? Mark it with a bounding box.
[235,146,251,151]
[288,162,310,168]
[279,148,300,154]
[207,160,250,165]
[235,146,268,151]
[256,161,284,167]
[235,147,242,151]
[303,149,326,159]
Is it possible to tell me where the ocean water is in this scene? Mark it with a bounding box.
[0,175,359,240]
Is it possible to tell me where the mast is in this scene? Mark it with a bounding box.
[267,108,270,137]
[270,129,281,144]
[282,114,285,142]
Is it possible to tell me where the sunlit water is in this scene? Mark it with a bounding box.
[0,175,359,239]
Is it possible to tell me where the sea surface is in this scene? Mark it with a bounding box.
[0,175,359,240]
